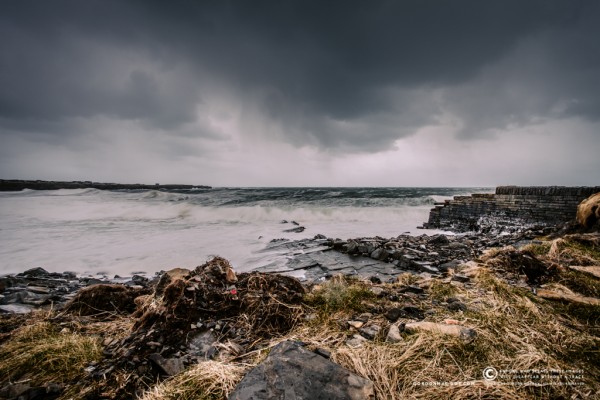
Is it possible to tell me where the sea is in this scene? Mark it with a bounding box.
[0,187,491,277]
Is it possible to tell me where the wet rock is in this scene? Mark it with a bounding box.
[412,261,440,274]
[284,226,305,233]
[24,286,50,294]
[404,321,476,341]
[428,235,450,245]
[17,267,50,278]
[230,341,374,399]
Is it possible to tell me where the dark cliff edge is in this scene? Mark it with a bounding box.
[423,185,600,233]
[0,179,211,192]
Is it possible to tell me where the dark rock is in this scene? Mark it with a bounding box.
[284,226,305,233]
[438,260,462,272]
[402,305,425,320]
[314,234,327,240]
[148,353,185,376]
[229,341,374,399]
[369,276,382,284]
[428,235,450,245]
[18,267,49,278]
[370,248,389,261]
[447,301,467,312]
[398,285,424,294]
[0,382,31,398]
[451,274,470,283]
[385,305,424,321]
[315,348,331,359]
[412,261,440,274]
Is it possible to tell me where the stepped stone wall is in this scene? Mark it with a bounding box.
[424,186,600,232]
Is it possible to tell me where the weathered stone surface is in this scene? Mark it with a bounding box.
[148,353,185,376]
[0,304,34,314]
[404,321,476,341]
[359,324,381,340]
[229,341,375,400]
[346,334,369,348]
[424,186,600,233]
[386,324,403,343]
[537,289,600,306]
[576,192,600,229]
[567,265,600,279]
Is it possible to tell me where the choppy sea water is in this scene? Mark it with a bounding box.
[0,187,491,276]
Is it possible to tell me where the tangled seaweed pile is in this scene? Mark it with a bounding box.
[60,257,304,398]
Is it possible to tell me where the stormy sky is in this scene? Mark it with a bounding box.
[1,0,599,187]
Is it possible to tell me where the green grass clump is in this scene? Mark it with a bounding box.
[428,280,459,301]
[522,242,552,256]
[304,275,375,313]
[0,321,102,384]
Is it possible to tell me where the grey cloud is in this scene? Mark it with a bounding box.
[0,0,598,154]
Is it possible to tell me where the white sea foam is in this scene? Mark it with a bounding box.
[0,188,480,276]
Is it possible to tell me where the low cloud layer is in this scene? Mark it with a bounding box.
[1,0,599,185]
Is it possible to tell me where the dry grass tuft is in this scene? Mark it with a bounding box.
[0,321,102,385]
[304,275,375,314]
[140,360,249,400]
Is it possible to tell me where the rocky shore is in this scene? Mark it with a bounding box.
[1,192,599,399]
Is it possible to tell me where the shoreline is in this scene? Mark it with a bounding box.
[1,190,598,399]
[0,179,210,192]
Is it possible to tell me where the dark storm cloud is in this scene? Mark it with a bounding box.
[0,0,598,151]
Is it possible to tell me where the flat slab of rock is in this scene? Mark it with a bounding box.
[229,341,374,400]
[0,304,34,314]
[536,289,600,306]
[404,321,476,341]
[254,239,408,282]
[566,265,600,280]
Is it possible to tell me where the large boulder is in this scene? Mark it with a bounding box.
[577,193,600,229]
[229,341,375,400]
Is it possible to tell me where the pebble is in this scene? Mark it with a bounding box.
[386,324,403,343]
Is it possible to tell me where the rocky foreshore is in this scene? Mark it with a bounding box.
[0,179,210,191]
[1,192,599,400]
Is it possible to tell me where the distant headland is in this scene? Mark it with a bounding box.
[0,179,211,191]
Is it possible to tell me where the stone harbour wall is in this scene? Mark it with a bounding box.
[424,186,600,233]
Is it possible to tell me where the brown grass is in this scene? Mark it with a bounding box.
[0,321,102,385]
[140,361,249,400]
